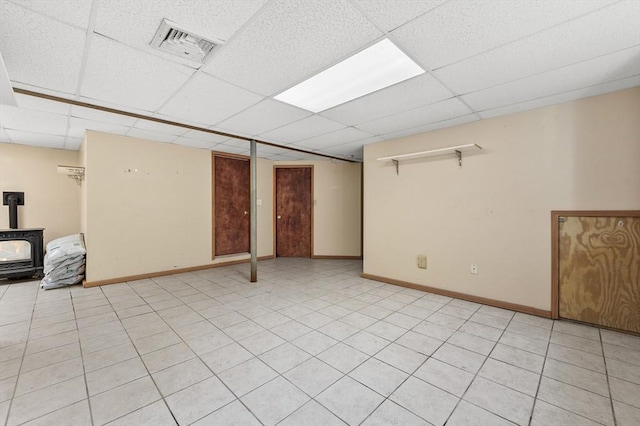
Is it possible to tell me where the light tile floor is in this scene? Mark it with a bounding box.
[0,258,639,426]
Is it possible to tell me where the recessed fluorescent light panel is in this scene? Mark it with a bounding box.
[275,39,424,113]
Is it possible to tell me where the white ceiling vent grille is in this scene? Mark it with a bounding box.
[150,19,221,64]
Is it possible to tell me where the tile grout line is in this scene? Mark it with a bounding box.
[600,328,618,426]
[527,317,554,426]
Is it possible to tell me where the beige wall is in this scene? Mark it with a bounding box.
[83,132,361,282]
[363,87,640,311]
[0,142,81,245]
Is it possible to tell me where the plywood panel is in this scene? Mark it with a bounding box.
[559,216,640,333]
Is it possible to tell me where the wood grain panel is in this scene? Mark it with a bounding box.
[214,156,250,256]
[559,216,640,333]
[276,167,312,257]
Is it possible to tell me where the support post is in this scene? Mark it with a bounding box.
[250,140,258,282]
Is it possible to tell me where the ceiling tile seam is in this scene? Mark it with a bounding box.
[5,0,92,31]
[459,43,640,99]
[348,0,451,34]
[426,0,631,72]
[288,125,376,147]
[475,74,640,115]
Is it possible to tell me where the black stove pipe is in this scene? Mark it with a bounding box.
[8,194,18,229]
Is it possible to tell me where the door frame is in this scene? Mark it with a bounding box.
[273,165,314,258]
[212,151,250,260]
[550,210,640,319]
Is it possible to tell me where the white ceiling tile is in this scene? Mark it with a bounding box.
[462,46,640,111]
[126,127,178,143]
[70,105,138,126]
[68,117,129,139]
[293,127,375,149]
[159,72,263,125]
[380,114,480,141]
[435,0,640,94]
[64,137,83,150]
[392,0,617,69]
[217,99,311,136]
[354,0,446,32]
[0,126,10,142]
[256,144,293,155]
[81,35,194,112]
[356,98,472,135]
[172,136,217,150]
[15,94,70,115]
[214,140,250,156]
[5,129,66,148]
[320,74,454,125]
[94,0,266,65]
[133,119,188,136]
[479,75,640,120]
[9,0,93,28]
[259,115,346,145]
[203,0,382,95]
[0,105,68,135]
[0,1,85,94]
[182,129,230,144]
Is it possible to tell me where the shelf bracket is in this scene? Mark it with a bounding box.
[392,159,399,175]
[455,150,462,167]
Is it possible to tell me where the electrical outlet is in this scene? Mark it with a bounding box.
[417,255,427,269]
[470,264,478,275]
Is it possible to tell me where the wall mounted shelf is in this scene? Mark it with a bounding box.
[377,143,482,174]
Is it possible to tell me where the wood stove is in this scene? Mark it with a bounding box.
[1,192,44,279]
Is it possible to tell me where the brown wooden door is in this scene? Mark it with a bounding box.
[214,155,250,256]
[275,167,312,257]
[558,215,640,333]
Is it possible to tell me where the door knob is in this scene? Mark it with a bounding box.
[277,215,282,220]
[243,211,249,215]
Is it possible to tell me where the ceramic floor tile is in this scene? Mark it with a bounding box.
[152,357,213,397]
[343,331,390,356]
[537,376,614,426]
[550,330,603,355]
[0,343,26,363]
[165,376,236,425]
[390,376,459,426]
[279,400,347,426]
[432,343,486,374]
[86,357,148,396]
[603,343,640,366]
[374,342,427,374]
[253,311,290,329]
[209,311,248,329]
[285,358,343,397]
[15,356,84,396]
[90,376,161,425]
[141,342,196,373]
[358,305,394,320]
[24,330,78,355]
[83,341,138,373]
[173,320,218,341]
[350,357,408,397]
[613,400,640,426]
[547,343,606,373]
[131,330,181,355]
[317,342,369,374]
[498,331,548,356]
[365,321,407,341]
[200,342,254,374]
[530,400,601,426]
[414,358,474,397]
[463,377,534,425]
[239,330,286,355]
[609,377,640,408]
[292,330,338,355]
[396,330,443,356]
[218,357,278,396]
[20,399,92,426]
[270,320,313,341]
[19,341,80,373]
[552,320,600,340]
[361,399,430,426]
[7,376,87,426]
[107,400,177,426]
[601,329,640,351]
[242,376,310,426]
[607,358,640,385]
[0,375,17,402]
[297,312,334,329]
[427,312,467,329]
[448,331,495,356]
[490,343,545,374]
[412,321,455,341]
[543,358,609,397]
[191,400,260,426]
[317,376,385,426]
[383,312,423,329]
[447,401,515,425]
[479,358,540,396]
[340,312,378,329]
[458,321,503,342]
[318,321,360,341]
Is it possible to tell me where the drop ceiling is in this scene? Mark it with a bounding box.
[0,0,638,161]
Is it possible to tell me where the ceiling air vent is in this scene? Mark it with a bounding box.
[150,19,221,64]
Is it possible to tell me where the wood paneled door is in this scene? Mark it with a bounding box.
[213,154,250,256]
[554,211,640,333]
[275,166,312,257]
